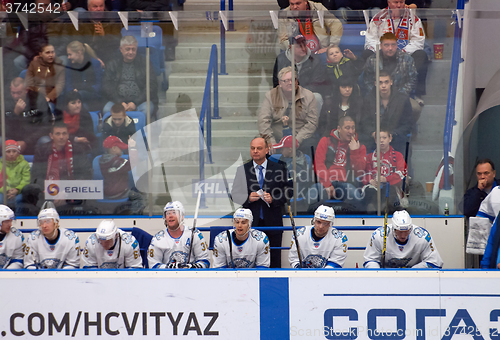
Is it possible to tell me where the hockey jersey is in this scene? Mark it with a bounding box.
[361,146,407,185]
[0,227,24,269]
[82,229,142,269]
[148,226,210,269]
[212,229,270,268]
[24,228,80,269]
[478,186,500,268]
[363,225,443,268]
[289,225,348,268]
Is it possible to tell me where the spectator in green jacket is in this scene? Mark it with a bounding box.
[0,140,31,205]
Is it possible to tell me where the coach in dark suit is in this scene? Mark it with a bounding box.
[232,137,288,268]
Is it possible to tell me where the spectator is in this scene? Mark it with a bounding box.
[30,122,92,189]
[363,32,417,96]
[60,91,98,153]
[24,207,81,269]
[102,103,137,152]
[359,71,414,153]
[289,205,348,268]
[25,43,65,110]
[212,209,270,268]
[82,220,143,269]
[272,35,327,111]
[325,46,363,90]
[103,36,158,118]
[64,41,103,111]
[147,201,210,269]
[311,115,366,204]
[0,205,24,269]
[4,77,52,154]
[100,135,136,199]
[462,159,499,218]
[0,141,30,204]
[364,0,428,105]
[278,0,343,54]
[259,66,318,155]
[231,136,289,268]
[319,76,362,137]
[363,210,443,268]
[360,129,407,212]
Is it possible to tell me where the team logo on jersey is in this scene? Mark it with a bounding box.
[314,242,320,248]
[49,245,55,251]
[0,243,3,248]
[107,250,113,256]
[399,246,404,252]
[47,184,60,196]
[306,40,318,52]
[175,240,180,244]
[237,247,243,252]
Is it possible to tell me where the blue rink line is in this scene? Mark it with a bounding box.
[260,278,290,340]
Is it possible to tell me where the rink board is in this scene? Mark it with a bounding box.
[0,270,499,339]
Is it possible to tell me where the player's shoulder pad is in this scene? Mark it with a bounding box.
[120,232,134,244]
[10,226,23,238]
[30,229,41,240]
[62,229,79,243]
[195,229,205,241]
[87,233,97,246]
[154,229,165,240]
[296,226,306,235]
[331,227,346,240]
[216,230,229,243]
[250,229,265,242]
[372,226,385,238]
[413,226,431,241]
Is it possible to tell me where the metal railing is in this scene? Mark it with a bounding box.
[442,12,463,190]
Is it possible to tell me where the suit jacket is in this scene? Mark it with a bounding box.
[232,160,288,227]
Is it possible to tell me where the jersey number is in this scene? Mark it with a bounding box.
[134,250,139,259]
[148,249,154,258]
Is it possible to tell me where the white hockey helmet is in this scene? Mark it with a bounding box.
[392,210,412,231]
[313,205,335,226]
[163,201,185,225]
[0,205,15,224]
[37,208,59,226]
[233,208,253,226]
[96,220,118,241]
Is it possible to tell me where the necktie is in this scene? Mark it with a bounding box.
[258,165,265,219]
[258,165,264,189]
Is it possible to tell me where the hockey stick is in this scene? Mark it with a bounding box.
[186,190,202,265]
[226,229,235,269]
[401,136,410,193]
[288,205,303,268]
[381,184,390,268]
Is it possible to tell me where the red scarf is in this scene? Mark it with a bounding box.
[63,111,80,135]
[295,3,320,52]
[46,140,74,180]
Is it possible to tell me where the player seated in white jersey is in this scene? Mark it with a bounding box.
[363,210,443,269]
[82,220,143,269]
[289,205,348,269]
[0,205,24,269]
[148,201,210,269]
[24,207,80,269]
[213,208,270,268]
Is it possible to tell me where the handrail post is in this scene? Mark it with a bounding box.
[228,0,234,31]
[213,46,220,120]
[220,1,227,75]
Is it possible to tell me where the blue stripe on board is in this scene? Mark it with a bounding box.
[260,278,290,340]
[324,293,500,297]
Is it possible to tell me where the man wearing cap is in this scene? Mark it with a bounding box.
[5,77,52,154]
[30,122,92,190]
[82,220,143,269]
[259,66,318,156]
[100,136,137,199]
[213,209,270,268]
[289,205,348,268]
[272,34,327,110]
[363,210,443,268]
[278,0,343,55]
[0,140,31,203]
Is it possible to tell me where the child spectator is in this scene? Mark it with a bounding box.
[0,140,30,204]
[360,129,407,212]
[100,136,135,199]
[325,45,363,90]
[102,104,136,153]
